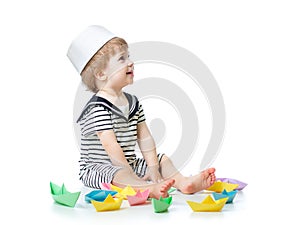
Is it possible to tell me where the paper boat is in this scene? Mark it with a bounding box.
[85,190,118,203]
[109,184,124,193]
[113,185,136,199]
[100,183,136,200]
[50,181,80,207]
[91,194,123,212]
[212,190,238,203]
[152,196,172,213]
[100,183,112,190]
[127,189,150,206]
[216,178,247,190]
[206,180,239,193]
[186,195,228,212]
[168,187,177,194]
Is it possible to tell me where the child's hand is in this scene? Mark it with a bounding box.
[142,165,163,183]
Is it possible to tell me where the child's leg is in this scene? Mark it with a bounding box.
[112,167,175,199]
[159,155,216,194]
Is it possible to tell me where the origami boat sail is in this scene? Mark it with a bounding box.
[100,183,137,199]
[127,189,150,206]
[168,187,177,194]
[50,182,81,207]
[100,183,112,190]
[206,180,239,193]
[109,184,124,193]
[216,178,247,190]
[110,185,136,199]
[85,190,118,203]
[186,195,228,212]
[91,194,123,212]
[212,190,238,203]
[152,196,172,213]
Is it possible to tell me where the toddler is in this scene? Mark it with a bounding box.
[67,25,216,199]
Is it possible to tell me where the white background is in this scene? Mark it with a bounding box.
[1,0,299,224]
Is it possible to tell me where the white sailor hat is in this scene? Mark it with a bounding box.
[67,25,116,74]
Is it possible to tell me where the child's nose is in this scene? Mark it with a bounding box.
[128,61,134,69]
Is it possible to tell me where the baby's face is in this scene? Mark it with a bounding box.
[103,47,134,87]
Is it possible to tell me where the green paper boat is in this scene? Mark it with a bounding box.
[152,196,172,213]
[50,181,81,207]
[168,187,177,194]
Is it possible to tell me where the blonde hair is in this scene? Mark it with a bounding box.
[81,37,128,93]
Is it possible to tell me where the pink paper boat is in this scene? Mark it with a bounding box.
[127,189,150,206]
[100,183,111,190]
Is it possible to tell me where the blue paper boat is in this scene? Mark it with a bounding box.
[85,190,118,203]
[212,189,238,203]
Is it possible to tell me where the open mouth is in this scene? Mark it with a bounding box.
[126,71,133,75]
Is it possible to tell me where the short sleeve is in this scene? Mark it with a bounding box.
[79,106,113,137]
[137,103,146,123]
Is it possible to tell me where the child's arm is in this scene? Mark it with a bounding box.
[97,130,132,171]
[137,121,163,183]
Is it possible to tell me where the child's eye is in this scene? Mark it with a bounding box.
[119,56,125,61]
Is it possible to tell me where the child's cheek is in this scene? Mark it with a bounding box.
[108,63,128,76]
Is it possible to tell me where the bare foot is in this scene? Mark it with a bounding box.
[178,168,216,194]
[149,179,175,199]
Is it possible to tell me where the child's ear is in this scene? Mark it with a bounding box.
[95,72,107,81]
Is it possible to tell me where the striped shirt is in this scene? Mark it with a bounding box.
[77,92,145,183]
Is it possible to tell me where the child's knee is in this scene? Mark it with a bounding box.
[160,154,169,163]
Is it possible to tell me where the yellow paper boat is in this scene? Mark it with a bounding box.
[110,184,123,193]
[206,181,239,193]
[186,195,228,212]
[110,185,136,200]
[91,194,123,212]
